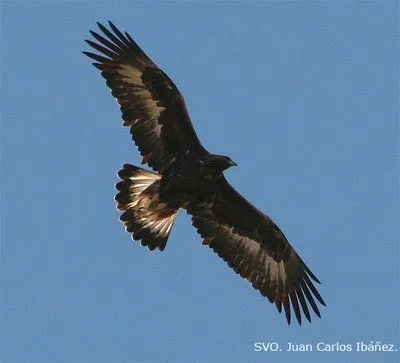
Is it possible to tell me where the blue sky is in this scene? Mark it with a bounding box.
[2,2,398,363]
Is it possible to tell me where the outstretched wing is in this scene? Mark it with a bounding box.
[84,21,206,173]
[187,177,325,325]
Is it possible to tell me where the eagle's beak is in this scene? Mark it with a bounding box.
[229,160,238,167]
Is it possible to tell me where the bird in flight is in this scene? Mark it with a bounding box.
[84,21,325,325]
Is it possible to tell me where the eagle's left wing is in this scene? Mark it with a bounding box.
[84,22,207,173]
[187,177,325,325]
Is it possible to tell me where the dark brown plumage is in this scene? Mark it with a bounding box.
[84,21,325,325]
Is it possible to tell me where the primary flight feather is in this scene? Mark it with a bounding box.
[84,21,325,325]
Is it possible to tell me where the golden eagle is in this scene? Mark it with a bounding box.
[84,21,325,325]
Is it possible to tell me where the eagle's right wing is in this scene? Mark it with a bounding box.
[187,177,325,325]
[84,21,207,173]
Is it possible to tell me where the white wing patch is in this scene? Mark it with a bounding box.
[115,63,166,119]
[117,63,145,85]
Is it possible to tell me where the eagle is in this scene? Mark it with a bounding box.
[84,21,325,325]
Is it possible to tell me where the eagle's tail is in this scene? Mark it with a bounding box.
[115,164,179,251]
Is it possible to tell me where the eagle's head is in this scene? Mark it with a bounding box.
[205,154,237,172]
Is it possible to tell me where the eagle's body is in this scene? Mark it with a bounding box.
[84,21,325,325]
[160,154,235,202]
